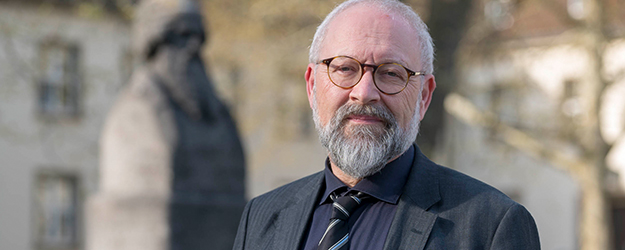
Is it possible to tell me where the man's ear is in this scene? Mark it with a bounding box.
[305,63,316,109]
[419,74,436,121]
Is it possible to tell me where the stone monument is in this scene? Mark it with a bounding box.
[87,0,246,249]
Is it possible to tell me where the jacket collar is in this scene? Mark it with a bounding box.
[383,144,441,250]
[401,144,441,210]
[263,172,324,250]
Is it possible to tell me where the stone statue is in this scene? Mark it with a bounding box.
[87,0,246,249]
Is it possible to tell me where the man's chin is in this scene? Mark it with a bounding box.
[342,123,387,138]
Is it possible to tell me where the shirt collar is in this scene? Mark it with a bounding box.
[320,145,415,205]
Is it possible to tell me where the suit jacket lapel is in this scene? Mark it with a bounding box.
[383,145,441,250]
[268,172,324,250]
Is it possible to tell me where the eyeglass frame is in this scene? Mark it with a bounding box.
[319,55,426,95]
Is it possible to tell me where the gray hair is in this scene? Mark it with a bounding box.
[309,0,434,74]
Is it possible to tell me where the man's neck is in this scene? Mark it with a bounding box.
[329,162,361,187]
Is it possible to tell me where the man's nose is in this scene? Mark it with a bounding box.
[349,69,381,105]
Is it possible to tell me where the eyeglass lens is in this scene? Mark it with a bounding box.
[327,56,409,94]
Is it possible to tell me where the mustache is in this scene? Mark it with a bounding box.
[334,103,395,128]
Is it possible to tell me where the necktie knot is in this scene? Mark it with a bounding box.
[330,193,366,221]
[317,192,369,250]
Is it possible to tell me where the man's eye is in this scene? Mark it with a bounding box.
[331,65,357,73]
[339,67,354,72]
[381,70,403,79]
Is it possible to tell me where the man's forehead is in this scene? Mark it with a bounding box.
[321,4,421,67]
[328,4,404,33]
[326,45,413,67]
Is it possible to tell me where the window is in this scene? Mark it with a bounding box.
[484,0,515,30]
[38,41,81,118]
[33,171,80,250]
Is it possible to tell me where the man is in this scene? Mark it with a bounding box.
[232,0,540,249]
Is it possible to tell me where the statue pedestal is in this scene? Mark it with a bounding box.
[86,195,169,250]
[169,199,245,250]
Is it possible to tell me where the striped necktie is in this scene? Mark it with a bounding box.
[317,192,368,250]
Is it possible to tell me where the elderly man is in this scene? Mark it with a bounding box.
[233,0,540,249]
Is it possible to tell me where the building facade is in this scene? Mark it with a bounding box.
[0,1,131,249]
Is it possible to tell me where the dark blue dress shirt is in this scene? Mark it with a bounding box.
[300,145,415,250]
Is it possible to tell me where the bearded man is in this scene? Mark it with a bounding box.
[232,0,540,249]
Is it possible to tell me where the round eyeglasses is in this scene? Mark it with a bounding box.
[319,56,425,95]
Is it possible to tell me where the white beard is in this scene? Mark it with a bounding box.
[312,87,421,179]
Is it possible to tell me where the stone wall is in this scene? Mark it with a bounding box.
[0,2,131,250]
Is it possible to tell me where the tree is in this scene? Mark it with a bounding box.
[445,0,621,249]
[416,0,474,156]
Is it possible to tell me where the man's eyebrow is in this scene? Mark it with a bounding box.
[391,60,410,67]
[370,59,412,67]
[333,54,414,68]
[377,58,412,67]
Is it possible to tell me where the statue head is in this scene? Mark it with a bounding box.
[132,0,214,120]
[133,0,206,62]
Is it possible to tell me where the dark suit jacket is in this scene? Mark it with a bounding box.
[233,146,540,250]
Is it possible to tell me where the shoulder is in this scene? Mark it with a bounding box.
[413,163,540,248]
[411,161,523,224]
[103,68,176,144]
[125,68,167,103]
[407,147,518,212]
[433,165,540,248]
[407,147,523,216]
[433,164,517,209]
[427,164,537,231]
[108,68,169,117]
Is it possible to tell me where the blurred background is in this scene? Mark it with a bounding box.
[1,0,625,249]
